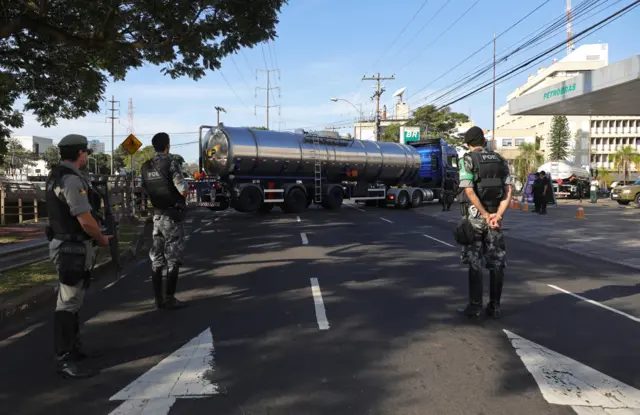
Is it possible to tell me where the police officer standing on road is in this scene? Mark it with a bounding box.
[532,172,542,213]
[455,126,513,319]
[441,174,457,211]
[140,132,189,310]
[46,134,113,379]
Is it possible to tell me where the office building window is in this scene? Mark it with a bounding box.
[501,139,513,147]
[515,138,525,146]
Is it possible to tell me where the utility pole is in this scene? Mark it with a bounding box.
[215,106,226,126]
[492,33,496,151]
[362,72,395,141]
[106,95,120,175]
[255,69,280,130]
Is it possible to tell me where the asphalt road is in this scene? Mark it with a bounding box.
[0,203,638,415]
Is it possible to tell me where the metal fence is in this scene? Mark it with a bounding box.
[0,175,149,225]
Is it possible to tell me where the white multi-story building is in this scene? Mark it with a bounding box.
[493,43,640,176]
[9,135,54,178]
[89,139,105,154]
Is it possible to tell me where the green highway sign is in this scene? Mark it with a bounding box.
[543,83,576,100]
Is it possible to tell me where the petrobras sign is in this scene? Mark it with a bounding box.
[543,83,576,100]
[400,126,420,144]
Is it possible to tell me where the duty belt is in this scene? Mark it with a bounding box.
[53,233,90,242]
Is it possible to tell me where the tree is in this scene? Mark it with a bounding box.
[380,123,401,142]
[124,145,155,174]
[1,138,36,175]
[43,146,60,169]
[548,115,571,161]
[0,1,288,160]
[608,146,640,182]
[513,143,544,186]
[407,105,469,146]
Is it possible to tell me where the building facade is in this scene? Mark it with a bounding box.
[9,135,54,179]
[89,139,105,154]
[493,43,640,178]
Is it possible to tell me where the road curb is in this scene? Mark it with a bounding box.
[0,220,152,325]
[422,211,640,273]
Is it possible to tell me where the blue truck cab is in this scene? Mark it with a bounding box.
[407,138,459,188]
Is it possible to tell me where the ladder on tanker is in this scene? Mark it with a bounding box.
[310,134,323,204]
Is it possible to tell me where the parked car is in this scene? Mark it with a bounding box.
[610,179,640,205]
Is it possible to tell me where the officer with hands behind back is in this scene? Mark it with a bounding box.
[454,126,513,319]
[46,134,113,379]
[140,132,189,310]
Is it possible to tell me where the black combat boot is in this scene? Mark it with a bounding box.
[485,268,504,319]
[164,266,187,310]
[54,311,96,379]
[72,312,102,360]
[460,267,484,318]
[151,267,165,309]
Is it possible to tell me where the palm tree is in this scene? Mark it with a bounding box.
[513,143,544,186]
[608,146,640,182]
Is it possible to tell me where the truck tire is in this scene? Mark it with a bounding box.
[322,186,343,209]
[395,190,409,209]
[235,186,262,213]
[282,187,308,213]
[410,190,423,208]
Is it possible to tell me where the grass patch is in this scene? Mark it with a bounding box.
[0,260,57,299]
[0,236,22,245]
[0,221,144,302]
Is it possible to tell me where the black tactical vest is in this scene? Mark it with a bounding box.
[45,165,98,241]
[465,150,507,213]
[140,156,185,210]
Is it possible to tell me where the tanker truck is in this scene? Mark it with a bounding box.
[537,161,590,199]
[189,125,459,213]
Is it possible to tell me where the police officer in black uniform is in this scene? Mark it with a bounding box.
[46,134,113,379]
[141,133,189,310]
[456,127,513,318]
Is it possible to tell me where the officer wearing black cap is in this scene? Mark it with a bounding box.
[455,126,513,319]
[140,132,189,310]
[45,134,113,379]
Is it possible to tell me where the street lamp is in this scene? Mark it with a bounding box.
[329,98,363,139]
[214,106,226,126]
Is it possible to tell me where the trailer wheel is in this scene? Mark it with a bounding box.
[410,190,423,208]
[395,191,409,209]
[282,187,308,213]
[322,186,343,209]
[235,186,262,213]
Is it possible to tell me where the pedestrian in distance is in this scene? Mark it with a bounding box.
[140,132,190,310]
[453,126,513,319]
[539,170,551,214]
[532,172,542,213]
[45,134,114,379]
[441,175,457,211]
[590,176,600,203]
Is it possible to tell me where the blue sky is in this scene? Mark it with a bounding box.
[13,0,640,163]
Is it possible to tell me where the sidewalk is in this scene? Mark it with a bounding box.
[418,200,640,271]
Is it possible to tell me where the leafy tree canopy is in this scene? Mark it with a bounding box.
[407,105,469,146]
[380,123,401,143]
[0,0,288,158]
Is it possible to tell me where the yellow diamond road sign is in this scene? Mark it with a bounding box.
[121,134,142,155]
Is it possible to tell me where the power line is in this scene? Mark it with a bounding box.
[435,0,640,109]
[406,0,553,102]
[255,69,281,129]
[415,0,608,107]
[386,0,453,67]
[367,0,433,71]
[230,53,251,90]
[219,69,253,114]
